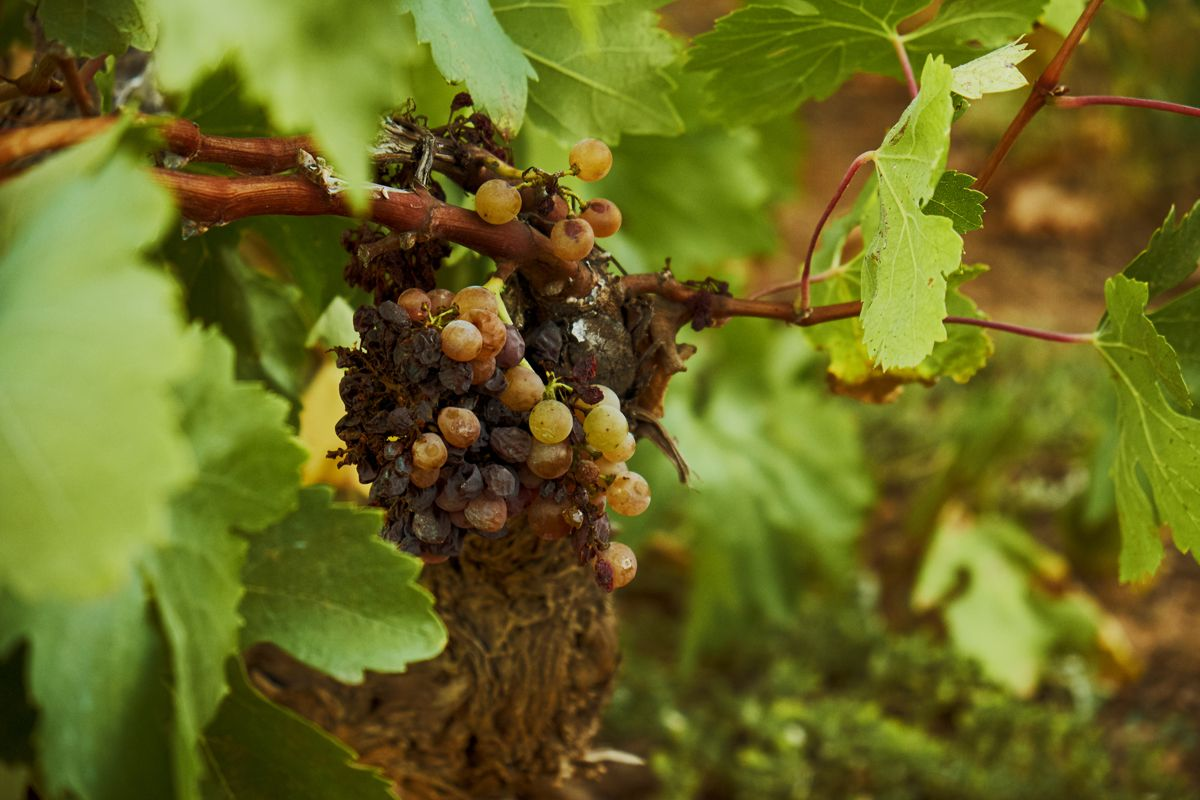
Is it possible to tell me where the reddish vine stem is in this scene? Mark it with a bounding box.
[79,55,108,84]
[160,118,316,173]
[152,169,595,296]
[975,0,1106,191]
[54,56,96,116]
[942,316,1095,343]
[1050,94,1200,118]
[799,151,874,313]
[891,37,918,99]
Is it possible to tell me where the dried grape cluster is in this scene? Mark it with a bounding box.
[332,282,648,591]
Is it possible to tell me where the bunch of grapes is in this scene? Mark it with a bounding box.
[473,138,624,263]
[333,279,647,591]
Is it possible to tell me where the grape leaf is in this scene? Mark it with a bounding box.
[38,0,156,56]
[4,580,175,800]
[686,0,1041,122]
[1147,291,1200,406]
[904,0,1045,58]
[244,215,365,319]
[239,486,446,683]
[1041,0,1146,38]
[861,58,963,370]
[0,129,193,601]
[913,513,1100,695]
[491,0,682,143]
[923,170,987,234]
[202,660,397,799]
[401,0,536,136]
[949,41,1033,100]
[152,0,415,200]
[166,226,314,403]
[1095,275,1200,581]
[143,328,306,795]
[1123,200,1200,301]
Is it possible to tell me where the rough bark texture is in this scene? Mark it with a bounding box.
[245,528,619,800]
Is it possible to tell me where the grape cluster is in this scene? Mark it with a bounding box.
[473,138,623,264]
[333,282,648,591]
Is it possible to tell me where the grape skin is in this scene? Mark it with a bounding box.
[465,496,507,532]
[475,179,522,225]
[468,309,507,357]
[526,440,573,479]
[581,199,622,238]
[398,288,431,322]
[550,218,595,261]
[569,138,613,182]
[608,472,651,516]
[441,319,483,362]
[427,288,455,315]
[499,366,545,412]
[528,399,573,444]
[599,542,637,589]
[438,406,481,448]
[453,285,499,317]
[584,405,629,452]
[527,496,570,540]
[412,432,448,470]
[602,432,636,463]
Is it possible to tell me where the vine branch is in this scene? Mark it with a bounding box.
[891,37,918,99]
[1049,94,1200,118]
[975,0,1106,191]
[799,150,875,313]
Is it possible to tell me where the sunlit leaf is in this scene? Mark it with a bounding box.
[861,58,963,370]
[1095,275,1200,581]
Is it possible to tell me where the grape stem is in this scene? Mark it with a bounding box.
[623,273,1096,344]
[891,37,918,99]
[54,56,97,117]
[1049,94,1200,118]
[799,151,875,314]
[974,0,1106,191]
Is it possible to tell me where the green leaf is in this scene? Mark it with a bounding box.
[7,580,175,800]
[1095,275,1200,581]
[917,264,994,383]
[152,0,415,200]
[687,0,1041,122]
[0,129,193,602]
[904,0,1045,57]
[949,41,1033,100]
[491,0,682,143]
[1123,200,1200,301]
[143,328,307,795]
[239,486,446,683]
[167,226,314,403]
[202,660,397,800]
[1147,289,1200,405]
[39,0,156,56]
[243,215,364,319]
[861,58,963,370]
[1041,0,1146,38]
[0,643,36,764]
[401,0,536,136]
[913,513,1094,695]
[923,170,987,234]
